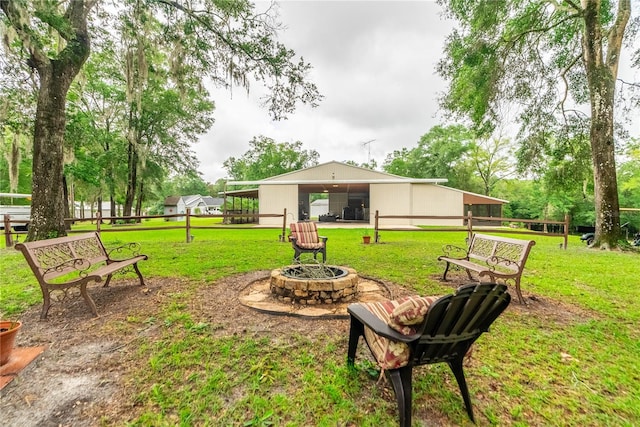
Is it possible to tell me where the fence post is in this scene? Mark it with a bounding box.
[563,214,569,249]
[281,208,287,242]
[96,212,101,235]
[186,208,192,243]
[4,214,13,247]
[374,210,380,243]
[467,211,473,242]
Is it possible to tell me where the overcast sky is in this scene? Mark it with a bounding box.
[195,1,455,183]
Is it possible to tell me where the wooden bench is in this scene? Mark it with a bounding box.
[437,233,535,303]
[15,232,148,319]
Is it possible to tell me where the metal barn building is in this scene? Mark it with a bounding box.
[224,161,507,226]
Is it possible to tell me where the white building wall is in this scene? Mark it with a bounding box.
[370,183,412,226]
[259,184,298,225]
[370,183,464,226]
[163,206,176,218]
[410,184,464,226]
[177,199,186,214]
[263,161,395,182]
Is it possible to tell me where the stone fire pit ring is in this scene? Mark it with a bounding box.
[270,265,359,305]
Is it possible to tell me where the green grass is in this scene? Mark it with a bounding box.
[1,225,640,425]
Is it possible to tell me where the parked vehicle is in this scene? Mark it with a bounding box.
[580,223,640,246]
[580,232,594,245]
[0,193,31,231]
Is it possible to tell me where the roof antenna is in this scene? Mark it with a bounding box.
[361,139,376,164]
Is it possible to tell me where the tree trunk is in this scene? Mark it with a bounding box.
[582,0,629,248]
[123,141,138,217]
[135,181,144,221]
[588,72,621,247]
[9,1,94,241]
[107,181,116,225]
[97,195,102,221]
[28,70,75,240]
[62,174,71,230]
[109,196,116,224]
[7,134,21,192]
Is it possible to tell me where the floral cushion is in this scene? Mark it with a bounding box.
[363,327,410,370]
[390,295,438,334]
[360,295,439,370]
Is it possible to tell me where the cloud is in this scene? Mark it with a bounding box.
[195,1,454,182]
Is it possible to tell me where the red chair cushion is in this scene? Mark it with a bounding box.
[290,223,323,249]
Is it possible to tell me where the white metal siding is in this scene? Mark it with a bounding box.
[263,162,397,182]
[259,184,298,225]
[370,183,412,225]
[370,183,464,226]
[411,185,463,225]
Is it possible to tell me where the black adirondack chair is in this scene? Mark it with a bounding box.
[347,283,511,426]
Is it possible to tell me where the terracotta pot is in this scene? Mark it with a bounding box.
[0,321,22,366]
[362,235,371,244]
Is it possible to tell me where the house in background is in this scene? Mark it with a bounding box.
[224,161,507,226]
[163,196,185,220]
[164,195,225,220]
[201,196,225,214]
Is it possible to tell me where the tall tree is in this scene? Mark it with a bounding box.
[438,0,637,248]
[66,37,129,223]
[383,124,478,191]
[1,0,93,239]
[1,0,321,240]
[470,138,514,196]
[223,136,319,181]
[0,56,36,194]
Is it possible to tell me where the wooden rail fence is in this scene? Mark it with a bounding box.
[3,208,288,247]
[4,208,570,248]
[373,210,570,249]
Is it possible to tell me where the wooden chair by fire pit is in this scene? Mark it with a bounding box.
[289,222,328,262]
[346,283,511,426]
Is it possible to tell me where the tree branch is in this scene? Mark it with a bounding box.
[502,12,582,47]
[617,78,640,88]
[558,53,582,122]
[0,1,49,69]
[605,0,631,77]
[559,0,582,13]
[153,0,249,59]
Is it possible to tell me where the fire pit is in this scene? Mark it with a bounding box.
[270,264,359,305]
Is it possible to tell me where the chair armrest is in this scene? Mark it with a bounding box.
[347,304,419,343]
[485,255,521,271]
[107,242,143,261]
[440,244,468,259]
[319,236,328,242]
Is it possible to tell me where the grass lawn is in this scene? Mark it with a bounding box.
[1,224,639,426]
